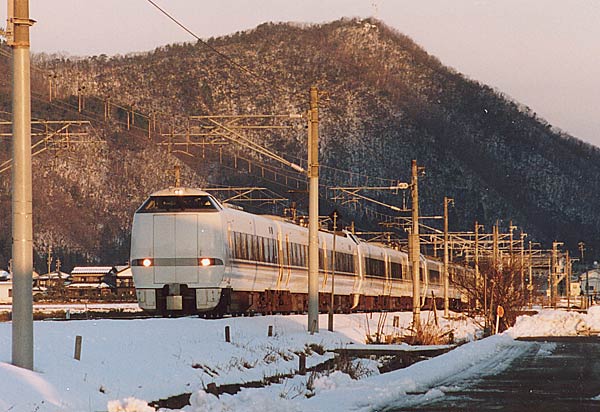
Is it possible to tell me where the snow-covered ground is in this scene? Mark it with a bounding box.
[1,307,597,412]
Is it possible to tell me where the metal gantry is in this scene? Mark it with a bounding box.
[0,120,91,173]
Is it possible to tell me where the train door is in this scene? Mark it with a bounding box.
[153,215,174,284]
[153,214,200,284]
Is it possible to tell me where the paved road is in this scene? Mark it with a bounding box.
[385,337,600,412]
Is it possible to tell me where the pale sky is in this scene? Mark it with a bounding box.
[2,0,599,147]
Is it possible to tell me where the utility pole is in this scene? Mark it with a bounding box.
[328,210,338,332]
[410,160,421,329]
[46,246,52,275]
[566,251,571,310]
[551,241,560,308]
[307,87,319,333]
[443,197,453,317]
[520,231,526,292]
[10,0,35,370]
[474,221,484,322]
[492,222,499,268]
[529,241,533,308]
[579,241,587,307]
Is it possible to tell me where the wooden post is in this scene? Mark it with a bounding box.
[299,353,306,375]
[268,325,273,337]
[206,383,218,397]
[225,326,230,343]
[74,335,82,360]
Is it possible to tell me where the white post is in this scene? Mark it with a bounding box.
[307,87,319,333]
[11,0,35,370]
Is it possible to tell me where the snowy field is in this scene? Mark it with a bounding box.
[1,307,598,412]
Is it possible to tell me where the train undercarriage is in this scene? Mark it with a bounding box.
[149,286,464,317]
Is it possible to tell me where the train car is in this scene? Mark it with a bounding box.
[130,187,465,316]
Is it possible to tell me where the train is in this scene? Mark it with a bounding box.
[130,187,467,316]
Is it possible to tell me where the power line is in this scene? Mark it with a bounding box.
[144,0,303,102]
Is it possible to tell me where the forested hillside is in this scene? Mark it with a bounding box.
[1,18,598,270]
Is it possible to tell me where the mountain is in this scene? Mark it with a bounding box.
[0,18,598,270]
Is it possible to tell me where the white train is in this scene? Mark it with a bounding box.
[130,187,466,316]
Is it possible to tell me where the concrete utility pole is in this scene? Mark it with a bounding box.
[566,251,571,309]
[474,221,486,324]
[551,241,563,308]
[410,160,421,329]
[9,0,35,370]
[520,231,526,292]
[529,241,533,308]
[307,87,319,333]
[443,196,453,317]
[579,241,587,307]
[328,210,338,332]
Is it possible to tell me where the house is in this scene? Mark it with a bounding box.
[66,266,117,298]
[35,270,70,289]
[0,281,11,304]
[115,265,136,299]
[580,269,600,298]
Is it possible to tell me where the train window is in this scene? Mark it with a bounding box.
[429,269,441,284]
[249,234,257,261]
[137,195,218,213]
[291,243,298,266]
[333,251,355,274]
[365,257,386,278]
[302,245,308,268]
[319,248,325,270]
[391,262,403,279]
[258,236,265,262]
[240,233,248,260]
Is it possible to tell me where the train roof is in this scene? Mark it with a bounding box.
[149,187,213,197]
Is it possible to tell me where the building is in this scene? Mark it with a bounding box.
[66,266,117,298]
[580,269,600,298]
[35,270,70,289]
[0,281,11,304]
[115,265,136,299]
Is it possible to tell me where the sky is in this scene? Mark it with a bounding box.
[2,0,599,147]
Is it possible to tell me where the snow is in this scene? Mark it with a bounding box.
[0,307,596,412]
[508,307,600,338]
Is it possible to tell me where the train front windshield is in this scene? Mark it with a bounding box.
[137,195,218,213]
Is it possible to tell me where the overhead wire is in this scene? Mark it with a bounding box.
[144,0,304,103]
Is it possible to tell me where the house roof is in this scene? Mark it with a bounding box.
[37,271,70,280]
[71,266,116,275]
[117,267,132,278]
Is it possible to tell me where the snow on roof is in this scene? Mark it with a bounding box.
[37,271,70,280]
[71,267,115,275]
[66,282,112,289]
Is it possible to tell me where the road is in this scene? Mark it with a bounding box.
[385,337,600,412]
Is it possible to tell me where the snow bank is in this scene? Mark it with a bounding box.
[0,311,478,412]
[172,333,520,412]
[509,307,600,338]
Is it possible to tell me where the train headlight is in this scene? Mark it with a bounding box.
[132,258,154,267]
[197,258,224,267]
